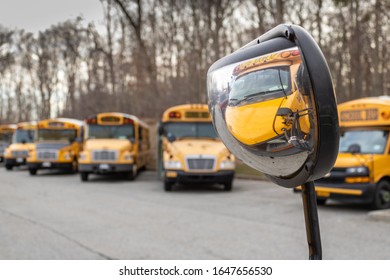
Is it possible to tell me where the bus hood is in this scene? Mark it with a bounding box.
[335,153,374,167]
[84,139,131,151]
[167,139,229,157]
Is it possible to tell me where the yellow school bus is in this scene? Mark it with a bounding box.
[314,96,390,209]
[27,118,84,175]
[3,122,36,170]
[157,104,235,191]
[78,112,150,181]
[225,47,310,148]
[0,124,17,163]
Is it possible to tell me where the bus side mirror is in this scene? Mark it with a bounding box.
[207,24,339,187]
[75,137,83,143]
[348,144,361,154]
[158,123,164,136]
[167,133,176,142]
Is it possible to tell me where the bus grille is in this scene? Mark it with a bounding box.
[37,150,58,161]
[12,150,29,158]
[186,157,215,170]
[92,150,118,162]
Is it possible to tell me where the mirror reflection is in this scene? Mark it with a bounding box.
[208,47,317,177]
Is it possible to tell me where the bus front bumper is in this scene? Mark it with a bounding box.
[313,182,376,204]
[27,162,73,170]
[165,170,234,185]
[79,163,133,173]
[5,157,27,166]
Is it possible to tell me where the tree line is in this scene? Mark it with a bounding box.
[0,0,389,124]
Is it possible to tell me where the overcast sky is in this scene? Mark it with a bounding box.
[0,0,104,33]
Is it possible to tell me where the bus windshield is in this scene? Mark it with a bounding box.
[339,130,389,154]
[13,129,35,143]
[229,66,291,104]
[164,122,218,139]
[0,132,13,143]
[38,129,77,142]
[87,125,134,140]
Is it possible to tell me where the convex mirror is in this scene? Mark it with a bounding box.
[207,24,339,188]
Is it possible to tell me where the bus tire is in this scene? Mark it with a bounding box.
[372,180,390,210]
[29,168,37,175]
[316,198,327,205]
[5,164,13,171]
[80,172,89,182]
[223,181,233,192]
[164,181,173,191]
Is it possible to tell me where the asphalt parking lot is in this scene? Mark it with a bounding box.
[0,167,389,260]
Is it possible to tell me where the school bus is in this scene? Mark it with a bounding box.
[314,96,390,209]
[157,104,235,191]
[3,122,36,170]
[78,112,150,181]
[27,118,84,175]
[0,124,17,163]
[225,47,310,149]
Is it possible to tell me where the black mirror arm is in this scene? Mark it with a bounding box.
[301,181,322,260]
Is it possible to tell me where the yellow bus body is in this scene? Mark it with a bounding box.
[4,122,36,170]
[27,118,84,175]
[314,96,390,209]
[225,49,310,146]
[78,112,150,181]
[0,124,17,162]
[159,104,235,191]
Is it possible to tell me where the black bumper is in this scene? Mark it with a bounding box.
[314,181,376,204]
[165,170,234,184]
[79,163,133,174]
[27,162,73,170]
[5,158,27,166]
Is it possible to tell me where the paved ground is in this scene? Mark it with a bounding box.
[0,167,389,260]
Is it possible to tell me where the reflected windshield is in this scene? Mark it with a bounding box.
[339,130,388,154]
[87,125,134,139]
[229,66,291,103]
[164,122,218,139]
[14,129,35,143]
[38,129,77,142]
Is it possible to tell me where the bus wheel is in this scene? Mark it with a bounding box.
[5,164,13,171]
[80,172,89,182]
[29,168,37,175]
[223,181,233,192]
[372,180,390,210]
[164,181,174,191]
[316,198,327,205]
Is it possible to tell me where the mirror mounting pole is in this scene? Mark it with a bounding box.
[301,181,322,260]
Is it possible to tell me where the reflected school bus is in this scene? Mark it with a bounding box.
[157,104,235,191]
[0,124,17,162]
[313,96,390,209]
[4,122,36,170]
[27,118,84,175]
[78,112,150,181]
[225,47,310,149]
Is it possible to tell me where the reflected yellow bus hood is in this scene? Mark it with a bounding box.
[167,139,229,156]
[335,153,373,167]
[84,139,131,151]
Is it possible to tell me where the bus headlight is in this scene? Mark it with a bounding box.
[79,152,87,161]
[164,161,182,169]
[220,160,235,169]
[124,154,133,161]
[64,152,72,160]
[346,166,369,176]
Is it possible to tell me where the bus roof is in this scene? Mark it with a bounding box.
[339,96,390,127]
[16,121,37,130]
[38,118,84,127]
[162,104,211,122]
[0,124,17,131]
[86,112,149,128]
